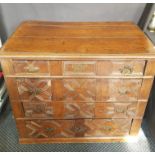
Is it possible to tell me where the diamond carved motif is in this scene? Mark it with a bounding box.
[62,79,96,102]
[17,78,51,102]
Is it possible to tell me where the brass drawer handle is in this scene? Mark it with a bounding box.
[119,66,133,75]
[115,108,125,113]
[102,126,112,132]
[118,87,128,95]
[24,65,39,73]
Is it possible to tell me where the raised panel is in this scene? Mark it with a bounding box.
[96,79,142,102]
[85,119,131,137]
[53,79,96,102]
[63,61,96,76]
[16,78,51,102]
[23,101,53,118]
[95,102,137,118]
[25,120,75,138]
[12,60,49,74]
[96,60,145,76]
[62,101,94,119]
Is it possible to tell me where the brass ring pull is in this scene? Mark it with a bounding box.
[119,66,133,75]
[24,65,39,73]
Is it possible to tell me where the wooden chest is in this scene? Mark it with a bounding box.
[1,21,155,144]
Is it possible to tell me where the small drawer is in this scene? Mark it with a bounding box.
[17,118,131,138]
[63,61,96,76]
[12,60,49,74]
[95,102,137,118]
[97,60,145,76]
[97,79,142,102]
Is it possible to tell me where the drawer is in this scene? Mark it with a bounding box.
[95,102,137,118]
[12,60,49,74]
[97,79,142,102]
[22,101,94,119]
[16,78,51,102]
[97,60,145,76]
[17,118,131,138]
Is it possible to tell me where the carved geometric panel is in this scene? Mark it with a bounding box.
[53,79,96,102]
[85,119,131,137]
[25,119,131,138]
[96,79,142,102]
[22,101,53,118]
[16,78,51,102]
[63,101,94,119]
[95,102,137,118]
[26,120,75,138]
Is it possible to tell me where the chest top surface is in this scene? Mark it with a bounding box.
[0,21,155,58]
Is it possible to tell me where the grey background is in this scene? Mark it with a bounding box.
[0,3,146,43]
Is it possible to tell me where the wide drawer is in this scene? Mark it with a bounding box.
[17,118,132,138]
[11,60,145,76]
[15,78,142,102]
[18,100,138,119]
[12,60,49,75]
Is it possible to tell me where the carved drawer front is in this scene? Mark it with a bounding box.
[53,79,96,102]
[63,61,96,76]
[97,79,142,102]
[16,78,51,102]
[22,101,53,118]
[95,102,137,118]
[62,101,94,119]
[25,120,75,138]
[22,101,94,119]
[12,60,49,74]
[18,119,131,138]
[97,60,145,76]
[84,119,131,137]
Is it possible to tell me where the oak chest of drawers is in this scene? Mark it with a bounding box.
[1,21,155,144]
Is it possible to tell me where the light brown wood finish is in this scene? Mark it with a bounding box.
[1,21,155,144]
